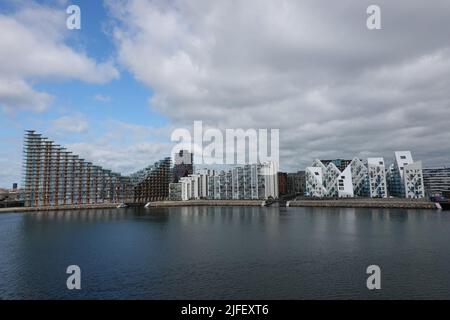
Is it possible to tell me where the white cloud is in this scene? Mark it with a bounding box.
[0,77,53,113]
[68,140,170,175]
[51,114,89,133]
[0,2,119,113]
[93,94,112,102]
[64,121,173,174]
[107,0,450,170]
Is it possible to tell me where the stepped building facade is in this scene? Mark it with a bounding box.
[23,131,171,207]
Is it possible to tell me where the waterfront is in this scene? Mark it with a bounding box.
[0,206,450,299]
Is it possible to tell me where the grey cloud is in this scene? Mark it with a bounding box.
[107,0,450,170]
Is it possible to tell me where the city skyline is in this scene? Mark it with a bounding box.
[0,127,448,189]
[2,0,450,187]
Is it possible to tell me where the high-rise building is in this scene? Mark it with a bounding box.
[130,157,172,203]
[23,130,133,207]
[23,130,172,207]
[172,150,193,183]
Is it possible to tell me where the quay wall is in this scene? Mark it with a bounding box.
[0,203,120,213]
[0,199,439,213]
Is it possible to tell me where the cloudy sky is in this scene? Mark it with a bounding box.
[1,0,450,187]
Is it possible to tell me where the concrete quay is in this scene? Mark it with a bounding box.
[0,203,120,213]
[146,200,265,207]
[0,198,440,213]
[149,198,438,210]
[288,198,437,209]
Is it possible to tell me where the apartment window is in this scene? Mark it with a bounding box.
[400,155,406,159]
[314,172,319,176]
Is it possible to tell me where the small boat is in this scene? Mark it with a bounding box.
[264,199,275,207]
[117,203,127,208]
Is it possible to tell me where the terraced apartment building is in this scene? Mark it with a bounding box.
[22,130,171,207]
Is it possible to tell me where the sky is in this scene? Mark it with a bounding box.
[1,0,450,187]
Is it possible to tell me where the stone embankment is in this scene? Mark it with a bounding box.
[0,203,120,213]
[146,200,265,207]
[149,198,438,210]
[289,198,437,209]
[0,198,439,213]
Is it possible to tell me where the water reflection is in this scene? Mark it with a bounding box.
[1,206,449,299]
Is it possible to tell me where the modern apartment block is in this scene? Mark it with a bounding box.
[306,159,354,198]
[175,162,279,201]
[423,167,450,198]
[305,166,326,197]
[350,158,370,197]
[23,130,132,206]
[367,157,388,198]
[23,131,172,207]
[387,151,425,198]
[262,161,279,199]
[306,151,423,198]
[129,157,172,203]
[168,182,182,201]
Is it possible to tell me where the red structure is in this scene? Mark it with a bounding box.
[278,172,287,196]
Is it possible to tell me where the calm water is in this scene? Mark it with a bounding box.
[0,206,449,299]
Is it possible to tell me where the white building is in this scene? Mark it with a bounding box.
[305,166,326,197]
[349,157,369,197]
[404,161,425,198]
[323,162,340,197]
[261,161,279,199]
[306,151,425,199]
[387,151,425,198]
[338,165,355,198]
[306,160,354,198]
[174,162,279,201]
[367,157,388,198]
[196,168,213,199]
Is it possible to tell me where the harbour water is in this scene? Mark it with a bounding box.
[0,206,449,299]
